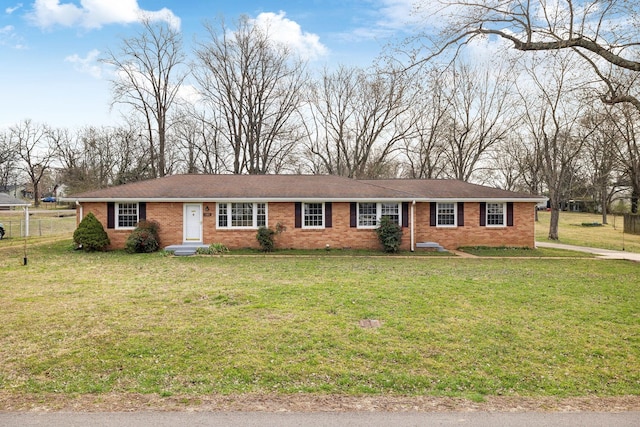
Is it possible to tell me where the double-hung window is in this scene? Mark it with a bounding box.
[358,202,401,228]
[380,203,400,224]
[436,202,456,227]
[486,203,506,226]
[217,202,267,228]
[303,202,324,228]
[116,202,138,229]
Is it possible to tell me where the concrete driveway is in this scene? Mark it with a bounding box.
[536,241,640,262]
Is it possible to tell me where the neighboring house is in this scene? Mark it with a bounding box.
[63,174,546,251]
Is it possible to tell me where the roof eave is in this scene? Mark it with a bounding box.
[63,197,547,203]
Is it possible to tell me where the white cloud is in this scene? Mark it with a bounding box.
[65,48,103,78]
[28,0,181,31]
[0,24,26,49]
[377,0,422,30]
[251,11,328,60]
[5,3,23,14]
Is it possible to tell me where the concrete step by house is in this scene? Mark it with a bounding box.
[165,243,209,256]
[415,241,446,252]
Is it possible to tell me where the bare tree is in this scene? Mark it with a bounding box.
[194,16,307,174]
[170,105,227,174]
[402,67,449,179]
[519,54,590,239]
[103,19,187,178]
[8,120,57,207]
[609,104,640,213]
[439,61,516,182]
[580,110,621,223]
[305,64,417,178]
[420,0,640,111]
[0,131,20,193]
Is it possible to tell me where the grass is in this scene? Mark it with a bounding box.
[0,239,638,399]
[458,246,593,257]
[536,211,640,253]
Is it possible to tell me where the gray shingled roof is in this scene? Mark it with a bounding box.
[0,193,30,206]
[361,179,539,200]
[64,174,544,202]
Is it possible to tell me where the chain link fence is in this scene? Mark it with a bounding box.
[0,216,76,239]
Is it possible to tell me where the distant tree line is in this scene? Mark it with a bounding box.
[1,5,639,242]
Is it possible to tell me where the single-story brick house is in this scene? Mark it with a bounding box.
[63,174,546,251]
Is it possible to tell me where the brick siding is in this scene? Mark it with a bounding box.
[78,201,537,251]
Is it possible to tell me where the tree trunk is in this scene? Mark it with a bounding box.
[548,207,560,240]
[601,188,608,224]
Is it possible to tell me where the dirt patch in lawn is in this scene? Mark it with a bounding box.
[1,393,638,413]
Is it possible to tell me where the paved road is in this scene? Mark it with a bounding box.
[536,241,640,262]
[1,411,639,427]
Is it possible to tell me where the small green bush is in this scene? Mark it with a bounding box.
[196,243,230,255]
[125,220,161,253]
[256,226,276,252]
[73,212,110,251]
[376,216,403,253]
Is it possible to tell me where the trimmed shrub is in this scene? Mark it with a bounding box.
[256,226,276,252]
[125,220,161,253]
[73,212,110,251]
[376,216,403,253]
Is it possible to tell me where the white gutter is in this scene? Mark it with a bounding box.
[76,200,82,221]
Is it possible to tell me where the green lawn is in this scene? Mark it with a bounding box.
[536,211,640,253]
[0,239,638,400]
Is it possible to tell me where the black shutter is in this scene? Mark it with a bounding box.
[107,202,115,229]
[402,202,409,228]
[325,202,332,228]
[457,202,464,226]
[430,202,436,227]
[295,202,302,228]
[507,202,514,226]
[480,202,486,226]
[350,203,357,228]
[139,202,146,221]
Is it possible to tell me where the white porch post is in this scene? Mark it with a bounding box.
[24,206,29,237]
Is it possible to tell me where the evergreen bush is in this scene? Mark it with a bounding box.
[256,226,276,252]
[73,212,110,251]
[376,216,403,253]
[125,220,161,253]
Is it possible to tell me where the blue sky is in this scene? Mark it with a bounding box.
[0,0,424,130]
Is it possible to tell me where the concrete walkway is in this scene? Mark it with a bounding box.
[536,241,640,262]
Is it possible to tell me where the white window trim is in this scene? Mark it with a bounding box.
[216,202,268,229]
[115,202,138,230]
[486,202,507,227]
[436,202,457,228]
[357,202,401,229]
[302,202,325,229]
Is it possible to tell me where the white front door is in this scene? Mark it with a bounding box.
[184,204,202,242]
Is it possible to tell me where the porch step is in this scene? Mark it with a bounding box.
[165,243,209,256]
[416,241,446,252]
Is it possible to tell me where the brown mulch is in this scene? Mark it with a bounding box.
[0,393,638,413]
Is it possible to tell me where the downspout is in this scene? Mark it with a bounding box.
[411,200,415,252]
[76,200,83,221]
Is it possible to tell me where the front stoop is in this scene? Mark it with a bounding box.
[415,242,446,252]
[165,243,209,256]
